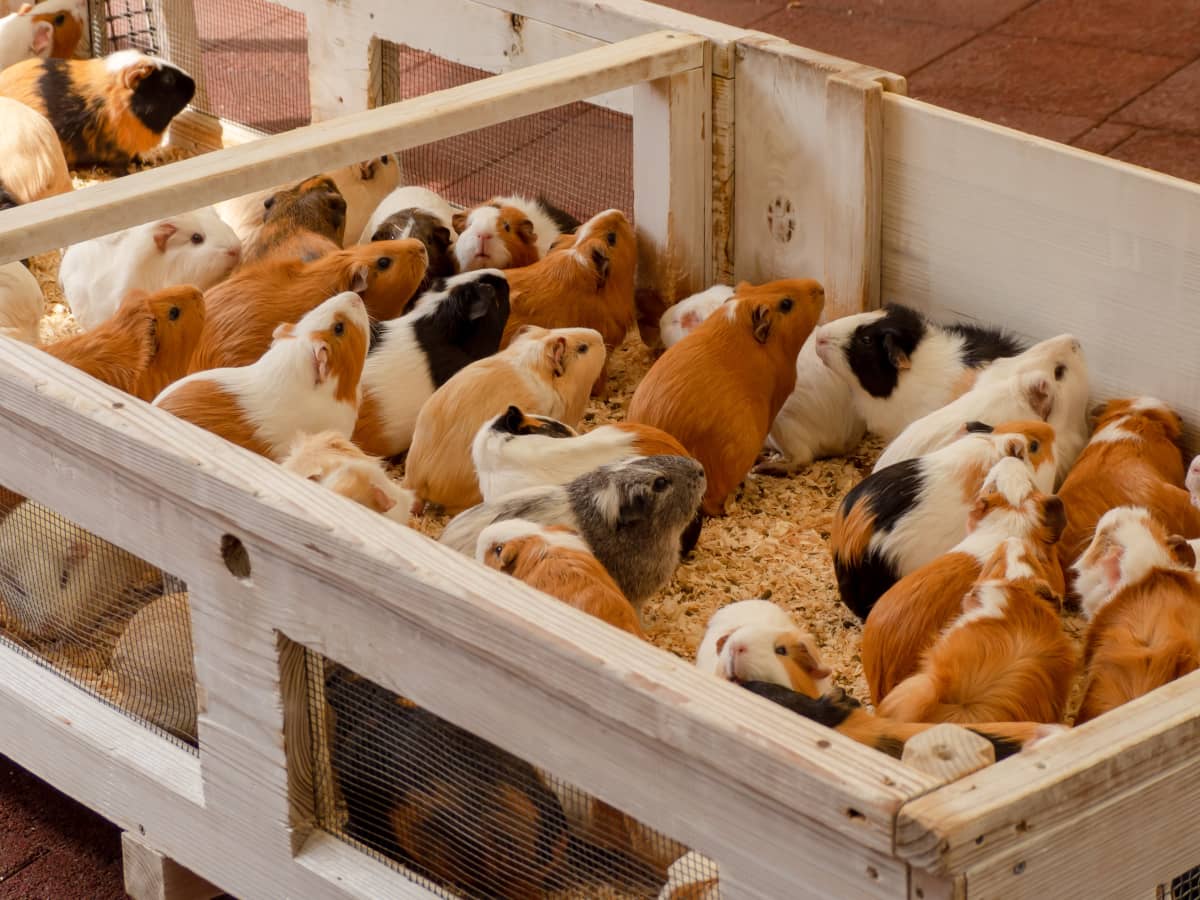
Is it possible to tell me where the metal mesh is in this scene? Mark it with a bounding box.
[0,493,198,751]
[306,652,715,898]
[1171,866,1200,899]
[100,0,158,55]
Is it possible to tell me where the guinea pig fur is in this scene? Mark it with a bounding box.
[0,7,53,76]
[1073,506,1200,724]
[327,153,401,248]
[0,499,157,641]
[658,285,734,350]
[404,325,605,513]
[366,207,457,300]
[131,284,205,403]
[60,207,240,331]
[0,50,195,169]
[472,404,690,503]
[189,238,427,372]
[1056,397,1200,576]
[861,456,1067,705]
[693,599,831,697]
[832,420,1056,619]
[41,288,156,393]
[280,430,413,523]
[361,185,456,244]
[877,535,1075,726]
[453,194,571,271]
[813,302,1027,442]
[27,0,87,58]
[0,260,44,345]
[440,455,706,606]
[627,279,825,517]
[657,851,719,900]
[873,333,1090,485]
[476,518,645,638]
[245,175,347,263]
[0,96,71,208]
[155,291,369,460]
[352,269,510,457]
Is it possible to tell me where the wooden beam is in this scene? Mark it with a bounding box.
[901,725,996,783]
[711,72,735,284]
[122,832,222,900]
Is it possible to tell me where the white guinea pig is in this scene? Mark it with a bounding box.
[0,261,44,345]
[60,208,241,330]
[658,284,733,349]
[360,184,457,244]
[0,6,53,71]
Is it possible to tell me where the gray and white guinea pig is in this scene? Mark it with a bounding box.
[440,455,706,607]
[658,284,733,349]
[814,302,1028,441]
[0,500,157,641]
[452,194,578,271]
[0,96,70,210]
[327,154,401,248]
[0,260,44,345]
[59,207,241,330]
[352,269,510,457]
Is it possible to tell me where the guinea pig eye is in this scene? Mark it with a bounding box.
[380,155,390,164]
[168,306,181,321]
[1054,364,1067,381]
[577,343,588,354]
[860,333,873,345]
[774,645,788,656]
[502,222,511,232]
[606,231,617,246]
[492,544,504,558]
[652,476,669,492]
[780,297,794,313]
[190,233,204,245]
[333,321,345,337]
[54,13,65,24]
[1029,440,1040,453]
[377,257,392,270]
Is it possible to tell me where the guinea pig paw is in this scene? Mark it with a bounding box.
[753,452,802,478]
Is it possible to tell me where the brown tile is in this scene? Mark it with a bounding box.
[1113,59,1200,135]
[1107,130,1200,183]
[999,0,1200,58]
[908,34,1180,119]
[750,7,975,76]
[0,848,125,900]
[770,0,1035,30]
[1072,122,1138,154]
[658,0,787,27]
[906,93,1095,143]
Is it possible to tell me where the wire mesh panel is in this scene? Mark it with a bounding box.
[305,652,716,898]
[1171,866,1200,899]
[0,490,198,750]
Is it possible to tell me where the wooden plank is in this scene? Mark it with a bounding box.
[901,725,995,784]
[122,832,222,900]
[880,93,1200,447]
[0,30,705,265]
[295,832,445,899]
[711,72,735,284]
[910,870,965,900]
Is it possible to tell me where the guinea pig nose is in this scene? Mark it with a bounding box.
[226,247,240,259]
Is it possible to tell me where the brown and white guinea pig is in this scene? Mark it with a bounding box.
[0,0,84,70]
[0,96,70,210]
[280,430,413,523]
[405,326,605,514]
[41,288,156,393]
[472,404,690,502]
[29,0,86,58]
[878,535,1076,726]
[0,499,157,641]
[60,208,240,331]
[131,284,205,403]
[361,185,458,302]
[0,260,44,345]
[0,50,195,169]
[155,292,369,460]
[327,153,401,248]
[831,419,1056,619]
[657,852,720,900]
[188,239,427,373]
[1072,506,1200,725]
[453,194,578,271]
[352,269,510,457]
[627,279,825,517]
[476,518,645,638]
[1056,397,1200,580]
[861,456,1067,705]
[361,185,456,244]
[693,599,831,697]
[244,175,348,263]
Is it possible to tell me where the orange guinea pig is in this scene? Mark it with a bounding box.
[626,279,824,517]
[189,239,427,372]
[244,175,348,264]
[41,289,155,393]
[131,284,205,403]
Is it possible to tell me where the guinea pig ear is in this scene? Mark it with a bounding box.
[591,247,610,287]
[370,486,397,514]
[546,336,567,377]
[356,159,377,181]
[1039,495,1067,543]
[30,20,53,56]
[794,641,832,679]
[882,332,911,370]
[311,341,331,385]
[272,321,296,342]
[1032,580,1064,611]
[713,631,734,656]
[1168,535,1197,569]
[431,224,453,253]
[1004,437,1026,460]
[517,219,537,246]
[503,405,524,432]
[122,59,157,91]
[152,222,177,253]
[1023,373,1055,420]
[751,305,772,344]
[452,211,468,234]
[462,283,495,321]
[616,489,651,528]
[348,263,370,294]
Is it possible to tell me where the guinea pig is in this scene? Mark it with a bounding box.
[404,325,605,513]
[0,50,195,169]
[873,333,1090,485]
[1073,506,1200,724]
[189,238,427,372]
[280,430,413,523]
[155,292,369,460]
[0,97,71,209]
[108,590,197,742]
[244,175,347,263]
[0,260,43,345]
[365,206,457,300]
[476,518,645,638]
[60,208,240,331]
[0,6,55,71]
[361,185,456,244]
[27,0,86,58]
[131,284,205,403]
[693,599,831,697]
[877,535,1075,726]
[327,154,401,248]
[472,404,690,502]
[658,285,733,350]
[832,420,1056,619]
[0,499,158,641]
[453,194,573,271]
[813,303,1027,441]
[1056,397,1200,578]
[657,852,720,900]
[861,456,1067,705]
[440,455,706,606]
[41,288,156,393]
[352,269,510,457]
[627,279,825,516]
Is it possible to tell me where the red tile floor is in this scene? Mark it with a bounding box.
[5,2,1199,897]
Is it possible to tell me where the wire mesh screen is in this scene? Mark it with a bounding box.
[0,492,198,751]
[306,652,714,898]
[1172,866,1200,899]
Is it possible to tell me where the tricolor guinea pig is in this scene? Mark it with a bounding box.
[155,291,369,460]
[131,284,205,403]
[832,420,1056,619]
[693,599,831,697]
[873,334,1090,484]
[41,288,156,393]
[813,303,1027,441]
[453,194,576,271]
[404,325,604,513]
[353,269,510,457]
[440,455,706,606]
[364,188,457,300]
[861,456,1067,705]
[245,175,347,263]
[627,279,825,516]
[0,50,195,169]
[0,96,70,209]
[476,518,645,638]
[60,208,240,330]
[327,154,401,248]
[361,185,456,244]
[280,430,412,523]
[1073,506,1200,724]
[0,260,44,345]
[189,238,427,372]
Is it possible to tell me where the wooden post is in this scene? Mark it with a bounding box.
[122,832,222,900]
[304,6,375,121]
[901,724,997,782]
[711,69,735,284]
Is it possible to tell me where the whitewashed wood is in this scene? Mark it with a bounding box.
[295,832,445,899]
[901,725,996,784]
[122,832,222,900]
[0,31,704,265]
[881,93,1200,447]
